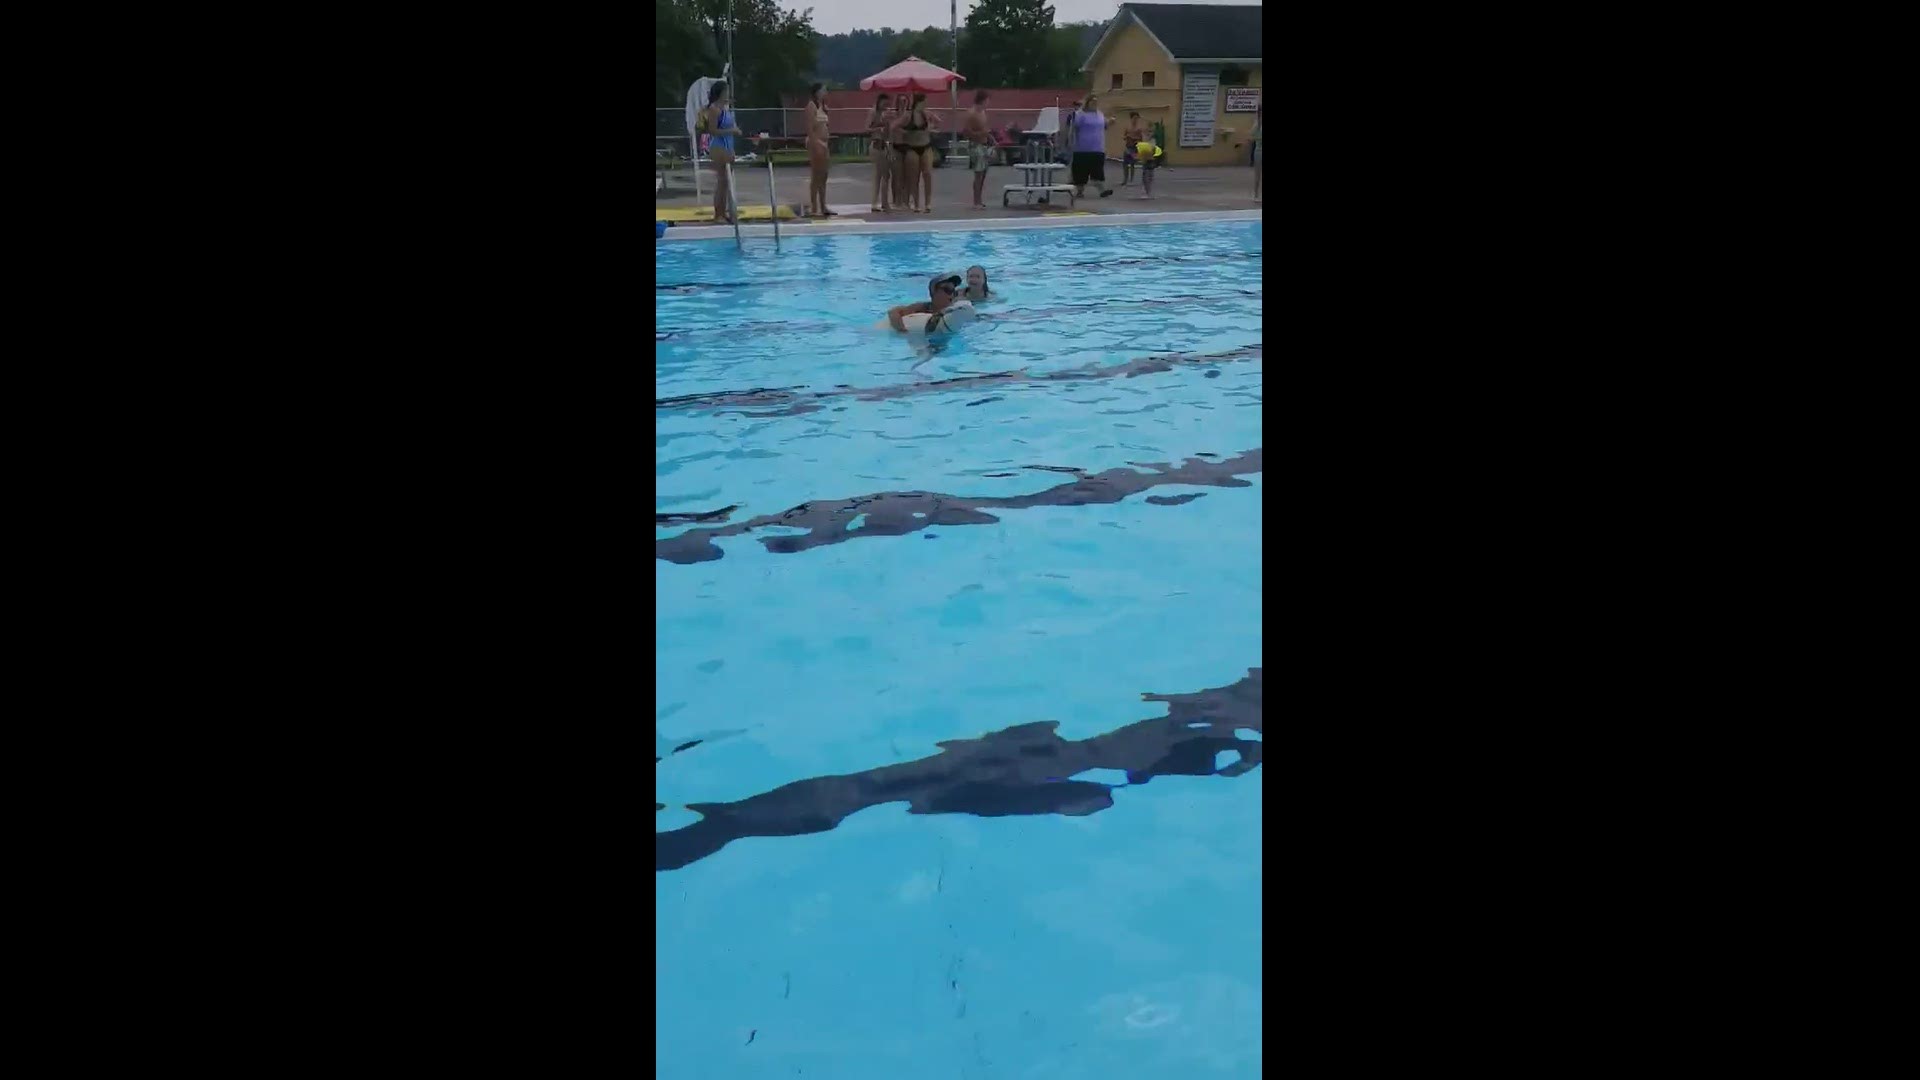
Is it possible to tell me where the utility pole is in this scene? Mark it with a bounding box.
[950,0,959,124]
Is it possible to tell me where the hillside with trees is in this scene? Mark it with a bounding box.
[655,0,1110,105]
[807,4,1108,92]
[656,0,818,106]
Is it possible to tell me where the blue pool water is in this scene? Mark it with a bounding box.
[657,220,1262,1077]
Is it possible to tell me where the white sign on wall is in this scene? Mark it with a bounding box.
[1225,88,1261,113]
[1181,70,1219,148]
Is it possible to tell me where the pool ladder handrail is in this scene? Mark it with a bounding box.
[722,156,779,250]
[726,162,742,250]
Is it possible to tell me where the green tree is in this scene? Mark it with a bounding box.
[688,0,819,105]
[885,27,956,67]
[657,0,721,105]
[810,27,905,87]
[1048,21,1104,84]
[960,0,1066,87]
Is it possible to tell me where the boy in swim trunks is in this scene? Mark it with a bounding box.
[963,90,992,210]
[887,273,962,332]
[1121,112,1144,185]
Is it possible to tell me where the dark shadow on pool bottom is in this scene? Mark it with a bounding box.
[655,668,1261,872]
[655,342,1261,419]
[655,448,1262,563]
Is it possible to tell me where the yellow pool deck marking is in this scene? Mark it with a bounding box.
[657,205,800,223]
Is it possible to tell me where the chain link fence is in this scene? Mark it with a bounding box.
[657,107,1059,142]
[655,108,1250,181]
[654,105,1214,181]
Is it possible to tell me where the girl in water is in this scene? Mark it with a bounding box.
[960,265,992,302]
[697,82,742,225]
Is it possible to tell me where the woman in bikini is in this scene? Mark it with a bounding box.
[901,92,939,214]
[867,93,894,213]
[697,81,742,225]
[891,94,913,209]
[804,83,833,218]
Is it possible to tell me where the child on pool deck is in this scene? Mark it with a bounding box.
[1134,135,1165,199]
[1121,112,1145,185]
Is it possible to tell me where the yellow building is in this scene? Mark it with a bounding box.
[1079,3,1263,166]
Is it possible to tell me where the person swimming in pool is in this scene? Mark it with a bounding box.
[887,273,962,332]
[960,265,991,301]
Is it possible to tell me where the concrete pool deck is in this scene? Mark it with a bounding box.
[659,208,1261,240]
[656,160,1261,238]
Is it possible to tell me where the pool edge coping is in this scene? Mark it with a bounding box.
[658,209,1263,242]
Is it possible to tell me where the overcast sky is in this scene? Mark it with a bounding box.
[802,0,1258,36]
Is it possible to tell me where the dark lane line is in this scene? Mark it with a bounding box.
[656,668,1262,872]
[658,291,1262,343]
[656,343,1262,420]
[655,448,1262,561]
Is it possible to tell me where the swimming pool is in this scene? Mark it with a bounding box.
[657,218,1263,1077]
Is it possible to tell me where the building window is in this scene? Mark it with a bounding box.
[1111,73,1123,90]
[1142,71,1156,88]
[1220,65,1249,86]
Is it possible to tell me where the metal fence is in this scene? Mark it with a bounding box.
[655,107,1079,175]
[656,107,1063,141]
[654,105,1208,175]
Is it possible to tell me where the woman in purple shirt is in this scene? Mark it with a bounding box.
[1069,93,1115,199]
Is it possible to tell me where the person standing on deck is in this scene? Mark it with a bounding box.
[1069,93,1114,200]
[1250,100,1263,202]
[1121,112,1145,186]
[890,93,912,209]
[804,83,834,218]
[900,92,940,214]
[867,94,894,213]
[696,81,742,225]
[963,89,992,211]
[1134,133,1164,199]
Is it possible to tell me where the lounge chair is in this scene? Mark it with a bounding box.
[1003,108,1074,209]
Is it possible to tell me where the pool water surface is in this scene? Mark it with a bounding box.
[657,220,1263,1078]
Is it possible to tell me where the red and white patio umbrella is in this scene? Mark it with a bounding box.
[859,56,965,93]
